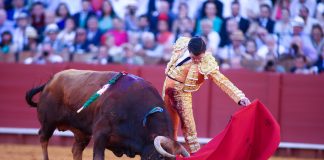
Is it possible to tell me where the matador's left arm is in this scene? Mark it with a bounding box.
[199,53,246,104]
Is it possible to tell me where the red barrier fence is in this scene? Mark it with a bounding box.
[0,63,324,144]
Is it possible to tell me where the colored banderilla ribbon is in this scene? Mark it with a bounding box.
[77,72,127,113]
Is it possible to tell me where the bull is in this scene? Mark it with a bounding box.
[25,69,189,160]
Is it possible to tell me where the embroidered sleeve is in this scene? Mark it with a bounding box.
[209,69,246,103]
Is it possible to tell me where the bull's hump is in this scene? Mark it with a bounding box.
[59,69,114,76]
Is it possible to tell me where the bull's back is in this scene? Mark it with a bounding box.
[43,69,160,109]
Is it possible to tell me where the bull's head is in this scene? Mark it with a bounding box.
[141,136,189,160]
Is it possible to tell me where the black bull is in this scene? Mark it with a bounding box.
[25,69,189,160]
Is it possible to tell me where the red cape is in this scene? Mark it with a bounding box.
[177,100,280,160]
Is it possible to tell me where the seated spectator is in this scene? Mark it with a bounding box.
[219,17,239,47]
[310,24,324,54]
[13,13,35,52]
[254,26,270,48]
[274,8,292,37]
[199,0,223,19]
[101,18,128,47]
[246,21,260,40]
[288,36,318,63]
[103,35,123,63]
[6,0,27,21]
[99,0,116,32]
[299,5,319,35]
[313,46,324,73]
[196,1,222,34]
[257,35,286,61]
[137,32,163,65]
[25,27,38,53]
[124,2,139,32]
[137,15,151,34]
[92,45,113,65]
[127,32,141,52]
[148,0,175,34]
[257,4,275,34]
[272,0,290,20]
[57,17,76,49]
[86,16,101,47]
[73,0,95,28]
[290,0,317,18]
[218,30,246,69]
[0,9,14,36]
[72,28,90,54]
[241,39,265,72]
[281,16,316,53]
[174,17,194,40]
[42,23,64,54]
[33,43,63,64]
[45,10,56,26]
[290,54,318,74]
[0,31,16,55]
[156,19,174,47]
[172,2,190,34]
[30,2,46,34]
[264,60,286,73]
[121,43,144,65]
[199,19,220,55]
[227,1,250,33]
[315,0,324,27]
[55,2,71,29]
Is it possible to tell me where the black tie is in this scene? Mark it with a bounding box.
[176,57,191,67]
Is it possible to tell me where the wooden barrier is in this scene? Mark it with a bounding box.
[0,63,324,146]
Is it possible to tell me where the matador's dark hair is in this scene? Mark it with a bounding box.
[188,36,206,56]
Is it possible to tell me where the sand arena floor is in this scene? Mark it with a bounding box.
[0,144,321,160]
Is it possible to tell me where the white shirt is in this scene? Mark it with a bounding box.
[57,30,76,46]
[257,44,285,59]
[290,0,317,17]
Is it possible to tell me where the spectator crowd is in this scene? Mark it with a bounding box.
[0,0,323,74]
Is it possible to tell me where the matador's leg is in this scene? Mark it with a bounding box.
[163,88,180,140]
[174,91,200,153]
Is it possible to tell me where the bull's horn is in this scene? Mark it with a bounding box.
[176,144,190,157]
[154,136,176,158]
[154,136,190,158]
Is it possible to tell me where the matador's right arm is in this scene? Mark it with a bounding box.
[199,53,246,104]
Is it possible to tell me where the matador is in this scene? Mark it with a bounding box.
[162,36,251,153]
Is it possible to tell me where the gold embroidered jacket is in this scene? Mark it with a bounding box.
[165,37,245,103]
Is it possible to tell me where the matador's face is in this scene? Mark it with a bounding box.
[190,53,204,64]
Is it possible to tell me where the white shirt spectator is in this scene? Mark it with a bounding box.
[57,30,76,47]
[34,0,82,15]
[257,44,285,59]
[290,0,317,17]
[303,17,319,35]
[110,0,149,19]
[206,31,220,55]
[220,0,272,18]
[172,0,205,19]
[13,26,35,52]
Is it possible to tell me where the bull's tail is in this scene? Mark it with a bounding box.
[25,83,46,108]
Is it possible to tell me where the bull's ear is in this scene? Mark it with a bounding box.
[143,107,164,127]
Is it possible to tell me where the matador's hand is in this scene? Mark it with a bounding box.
[239,97,251,106]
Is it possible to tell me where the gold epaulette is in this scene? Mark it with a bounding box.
[173,37,191,52]
[198,52,219,79]
[165,37,191,74]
